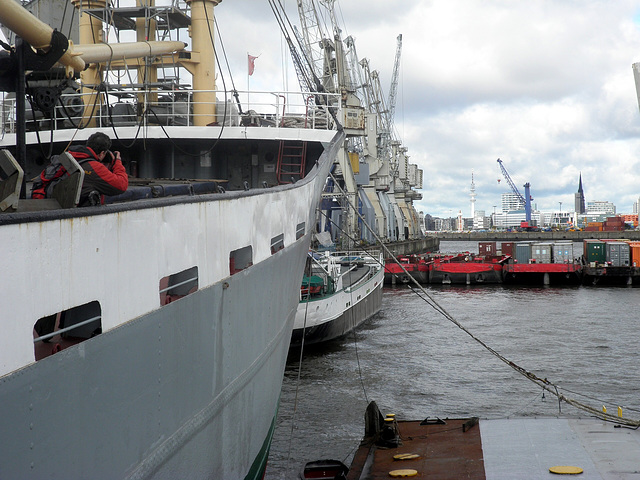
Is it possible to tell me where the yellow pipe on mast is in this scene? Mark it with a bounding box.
[74,42,188,64]
[0,0,85,72]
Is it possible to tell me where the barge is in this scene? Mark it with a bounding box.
[345,402,640,480]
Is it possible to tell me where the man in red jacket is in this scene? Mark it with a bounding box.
[32,132,129,205]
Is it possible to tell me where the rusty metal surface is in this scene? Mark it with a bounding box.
[347,418,485,479]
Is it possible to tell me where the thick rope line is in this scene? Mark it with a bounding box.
[327,173,640,427]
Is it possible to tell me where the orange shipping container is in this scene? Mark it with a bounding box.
[629,242,640,266]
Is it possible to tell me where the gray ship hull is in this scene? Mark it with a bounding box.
[0,240,305,479]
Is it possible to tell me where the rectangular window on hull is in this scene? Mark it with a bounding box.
[296,222,305,240]
[159,266,199,306]
[230,246,253,274]
[271,234,284,254]
[33,300,102,361]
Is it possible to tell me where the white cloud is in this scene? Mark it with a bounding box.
[216,0,640,216]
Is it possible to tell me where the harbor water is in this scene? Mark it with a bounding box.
[265,241,640,479]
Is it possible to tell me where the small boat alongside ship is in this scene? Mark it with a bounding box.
[291,251,384,348]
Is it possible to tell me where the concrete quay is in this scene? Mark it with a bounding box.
[383,236,440,257]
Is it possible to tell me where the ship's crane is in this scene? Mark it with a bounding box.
[496,158,532,225]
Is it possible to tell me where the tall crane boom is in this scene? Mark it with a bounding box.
[497,158,524,203]
[387,34,402,129]
[497,158,532,224]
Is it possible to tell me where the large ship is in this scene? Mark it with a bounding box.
[0,0,342,478]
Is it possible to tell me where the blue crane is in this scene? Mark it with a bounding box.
[496,158,532,224]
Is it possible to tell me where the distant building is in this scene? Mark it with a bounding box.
[493,210,538,229]
[586,201,616,215]
[574,174,586,214]
[541,211,576,228]
[501,193,524,212]
[469,172,476,220]
[473,210,490,230]
[434,217,456,231]
[620,214,638,228]
[424,213,436,231]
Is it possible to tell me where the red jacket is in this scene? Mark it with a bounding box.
[69,146,129,205]
[32,146,128,205]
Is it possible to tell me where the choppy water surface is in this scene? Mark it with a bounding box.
[265,241,639,479]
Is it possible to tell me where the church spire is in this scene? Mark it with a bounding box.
[575,173,585,214]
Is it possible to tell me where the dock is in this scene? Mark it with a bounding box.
[346,402,640,480]
[384,239,640,286]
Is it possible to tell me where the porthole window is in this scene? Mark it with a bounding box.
[33,300,102,361]
[159,266,199,306]
[271,234,284,254]
[230,246,253,275]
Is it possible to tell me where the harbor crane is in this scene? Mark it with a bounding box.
[496,158,533,225]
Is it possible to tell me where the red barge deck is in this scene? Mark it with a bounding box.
[503,262,583,285]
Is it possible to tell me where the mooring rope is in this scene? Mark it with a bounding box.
[327,173,640,427]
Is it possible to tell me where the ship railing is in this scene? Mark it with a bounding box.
[330,250,383,259]
[0,88,340,134]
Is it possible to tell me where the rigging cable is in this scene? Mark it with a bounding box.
[213,18,243,115]
[267,0,342,129]
[325,172,640,427]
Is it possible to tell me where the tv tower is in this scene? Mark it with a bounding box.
[470,171,476,219]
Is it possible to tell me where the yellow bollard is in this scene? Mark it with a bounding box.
[602,405,607,414]
[618,406,623,418]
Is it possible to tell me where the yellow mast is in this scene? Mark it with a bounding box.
[136,0,158,113]
[184,0,221,126]
[70,0,107,126]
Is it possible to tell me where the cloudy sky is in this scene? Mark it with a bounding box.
[213,0,640,218]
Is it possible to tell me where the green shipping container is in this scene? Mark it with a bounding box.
[585,240,606,263]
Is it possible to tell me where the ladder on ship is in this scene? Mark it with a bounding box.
[276,140,307,184]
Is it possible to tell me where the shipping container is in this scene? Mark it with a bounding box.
[584,226,602,232]
[514,243,532,264]
[584,240,606,263]
[606,242,630,267]
[531,243,552,263]
[500,242,515,257]
[552,242,574,263]
[479,241,497,256]
[587,222,603,227]
[628,242,640,266]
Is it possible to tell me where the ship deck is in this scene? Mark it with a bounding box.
[347,416,640,479]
